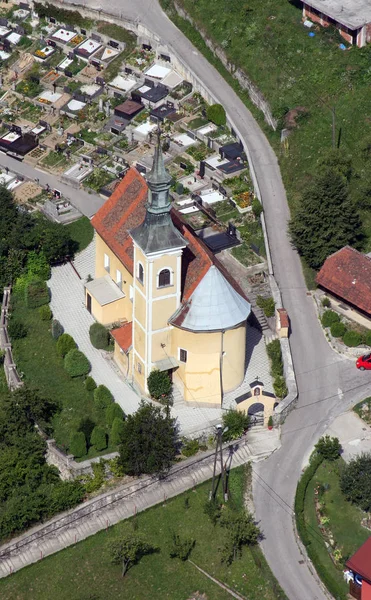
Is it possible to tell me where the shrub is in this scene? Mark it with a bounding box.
[266,339,283,378]
[169,533,195,561]
[252,198,263,219]
[25,280,50,308]
[90,426,107,451]
[206,103,226,126]
[314,435,341,461]
[343,330,362,347]
[89,322,110,350]
[39,305,52,321]
[110,417,125,446]
[181,438,200,457]
[176,182,184,195]
[340,453,371,511]
[69,431,87,458]
[321,310,340,328]
[94,385,114,410]
[78,417,95,447]
[51,319,64,340]
[147,369,172,400]
[56,333,76,357]
[321,297,331,308]
[8,319,27,339]
[222,410,250,441]
[273,375,288,398]
[105,402,125,427]
[85,376,97,392]
[64,349,91,378]
[330,321,346,338]
[256,295,275,318]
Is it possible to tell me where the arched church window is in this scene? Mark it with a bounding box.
[158,268,171,288]
[138,262,144,284]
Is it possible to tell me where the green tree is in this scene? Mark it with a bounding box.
[206,103,226,126]
[90,426,107,451]
[110,417,125,446]
[119,401,178,476]
[340,453,371,511]
[89,323,110,350]
[78,417,96,447]
[69,431,87,458]
[64,349,91,378]
[94,385,113,410]
[109,534,157,577]
[56,333,76,357]
[222,410,250,441]
[219,510,260,564]
[169,532,195,561]
[105,403,124,427]
[289,169,363,269]
[147,369,172,400]
[314,435,341,461]
[85,376,97,392]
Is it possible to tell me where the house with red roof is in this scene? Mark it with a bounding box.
[87,133,253,406]
[316,246,371,319]
[346,536,371,599]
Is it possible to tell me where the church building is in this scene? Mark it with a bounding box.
[87,134,251,407]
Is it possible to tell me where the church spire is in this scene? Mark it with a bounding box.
[129,128,187,255]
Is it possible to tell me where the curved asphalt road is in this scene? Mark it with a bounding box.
[42,0,371,596]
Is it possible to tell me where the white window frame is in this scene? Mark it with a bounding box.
[179,348,187,363]
[137,361,142,374]
[157,267,173,289]
[104,253,110,273]
[137,261,144,285]
[116,269,122,289]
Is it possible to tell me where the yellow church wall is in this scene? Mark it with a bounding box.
[134,292,146,328]
[135,247,147,293]
[152,254,179,299]
[85,288,127,326]
[152,297,178,331]
[222,325,246,392]
[133,354,145,391]
[113,343,131,377]
[236,392,277,427]
[134,321,145,361]
[151,329,172,363]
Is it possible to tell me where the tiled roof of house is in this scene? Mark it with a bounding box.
[92,167,249,323]
[346,536,371,582]
[316,246,371,315]
[111,321,132,352]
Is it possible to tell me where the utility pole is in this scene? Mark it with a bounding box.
[209,424,229,501]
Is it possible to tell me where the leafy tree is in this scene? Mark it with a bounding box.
[206,103,226,126]
[105,403,124,427]
[314,436,341,461]
[169,532,195,561]
[26,250,51,280]
[90,426,107,451]
[69,431,87,458]
[340,453,371,511]
[119,401,178,476]
[222,410,250,441]
[109,534,157,577]
[94,385,114,410]
[64,349,91,378]
[85,376,97,392]
[56,333,76,357]
[289,169,363,269]
[13,386,59,428]
[147,369,172,400]
[51,319,64,340]
[110,417,125,446]
[219,510,260,564]
[89,323,110,349]
[181,438,200,457]
[318,150,352,181]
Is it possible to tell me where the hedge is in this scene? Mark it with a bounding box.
[342,330,362,347]
[51,319,64,340]
[56,333,76,358]
[64,349,91,378]
[330,321,346,338]
[110,417,125,446]
[25,280,50,309]
[34,2,89,27]
[105,402,124,427]
[69,431,87,458]
[295,455,347,600]
[94,385,114,410]
[89,322,110,350]
[90,426,107,451]
[321,310,340,328]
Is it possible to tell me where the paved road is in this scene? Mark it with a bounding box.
[0,430,277,577]
[52,1,371,598]
[0,152,103,217]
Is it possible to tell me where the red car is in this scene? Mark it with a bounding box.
[356,353,371,370]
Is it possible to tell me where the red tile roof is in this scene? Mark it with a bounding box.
[111,321,132,352]
[278,308,289,328]
[92,167,249,315]
[316,246,371,316]
[91,168,147,275]
[346,537,371,582]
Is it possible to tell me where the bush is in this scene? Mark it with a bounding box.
[256,295,275,318]
[39,305,52,321]
[7,319,27,340]
[56,333,76,357]
[342,330,362,347]
[314,435,341,461]
[252,198,263,219]
[105,402,125,427]
[266,339,283,378]
[110,417,125,446]
[181,438,200,457]
[51,319,64,340]
[340,453,371,511]
[25,280,50,308]
[321,310,340,328]
[321,297,331,308]
[176,182,184,195]
[147,369,172,400]
[330,321,346,338]
[206,103,226,126]
[94,385,114,410]
[69,431,87,458]
[273,375,288,398]
[222,410,250,441]
[64,349,91,378]
[89,322,110,350]
[85,376,97,392]
[365,331,371,347]
[90,426,107,451]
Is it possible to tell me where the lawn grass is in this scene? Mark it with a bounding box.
[11,292,109,455]
[0,466,287,600]
[40,151,66,168]
[65,217,94,253]
[353,396,371,425]
[303,459,369,599]
[97,22,137,48]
